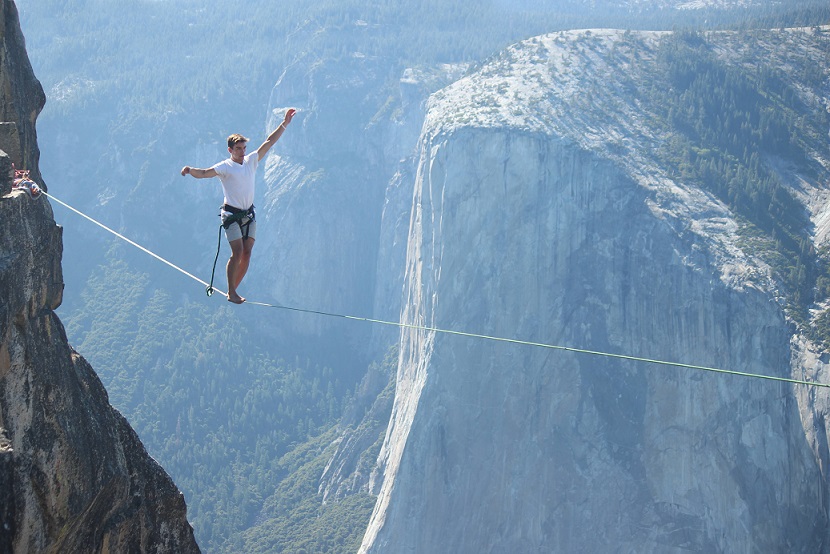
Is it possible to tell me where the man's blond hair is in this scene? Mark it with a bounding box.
[227,133,249,148]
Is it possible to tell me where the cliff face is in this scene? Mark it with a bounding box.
[0,1,200,552]
[0,0,43,184]
[257,57,466,345]
[360,28,830,552]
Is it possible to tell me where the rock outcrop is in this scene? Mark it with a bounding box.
[0,0,44,185]
[360,27,830,552]
[0,1,200,552]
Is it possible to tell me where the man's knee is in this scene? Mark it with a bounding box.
[242,238,255,256]
[229,239,244,259]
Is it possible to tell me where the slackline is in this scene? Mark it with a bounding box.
[42,189,830,389]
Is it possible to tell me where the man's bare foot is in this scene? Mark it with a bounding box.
[228,292,245,304]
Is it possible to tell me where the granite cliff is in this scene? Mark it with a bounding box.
[257,56,466,351]
[0,1,200,552]
[357,27,830,552]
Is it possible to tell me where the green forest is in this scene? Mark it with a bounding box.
[15,0,830,552]
[645,30,830,343]
[64,243,397,551]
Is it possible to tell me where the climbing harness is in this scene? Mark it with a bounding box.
[207,204,256,297]
[40,189,830,389]
[221,203,256,239]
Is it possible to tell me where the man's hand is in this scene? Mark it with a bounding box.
[181,166,191,176]
[257,108,298,160]
[283,108,296,127]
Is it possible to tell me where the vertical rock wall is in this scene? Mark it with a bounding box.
[0,186,200,553]
[0,0,44,183]
[0,1,200,551]
[361,129,827,552]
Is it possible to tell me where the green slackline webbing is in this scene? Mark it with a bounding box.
[43,189,830,389]
[246,299,827,388]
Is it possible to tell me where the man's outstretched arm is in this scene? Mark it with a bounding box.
[181,166,218,178]
[256,108,296,161]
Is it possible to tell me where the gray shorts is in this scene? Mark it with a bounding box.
[223,216,257,242]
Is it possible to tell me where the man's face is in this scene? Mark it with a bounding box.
[229,141,247,163]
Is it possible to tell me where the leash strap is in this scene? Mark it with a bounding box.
[206,223,223,297]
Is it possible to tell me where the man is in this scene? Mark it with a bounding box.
[181,108,296,304]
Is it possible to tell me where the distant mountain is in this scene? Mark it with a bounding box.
[355,26,830,552]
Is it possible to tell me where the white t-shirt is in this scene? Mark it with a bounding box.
[211,151,259,210]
